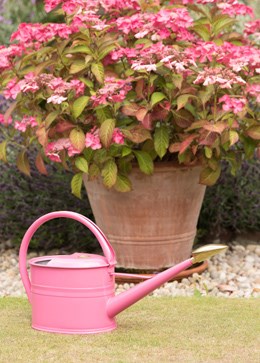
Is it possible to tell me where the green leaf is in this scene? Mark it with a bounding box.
[213,15,236,35]
[150,92,166,107]
[177,94,192,110]
[88,163,100,180]
[199,166,221,186]
[45,111,60,129]
[133,150,154,175]
[70,59,88,74]
[71,172,83,199]
[114,174,132,192]
[66,45,92,55]
[121,146,132,157]
[91,62,104,84]
[229,130,239,146]
[154,124,170,159]
[172,74,183,89]
[101,159,118,188]
[204,146,212,159]
[72,96,89,119]
[98,44,117,61]
[193,24,211,41]
[83,148,94,162]
[75,157,89,173]
[16,150,31,177]
[69,128,85,152]
[99,119,116,148]
[0,140,7,163]
[96,106,112,123]
[118,158,132,175]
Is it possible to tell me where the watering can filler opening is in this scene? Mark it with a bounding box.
[19,211,227,334]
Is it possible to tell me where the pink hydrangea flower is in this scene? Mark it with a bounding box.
[45,138,80,162]
[112,128,124,145]
[4,78,21,100]
[14,116,38,132]
[91,77,132,106]
[85,128,102,150]
[246,84,260,103]
[217,1,254,18]
[47,95,67,104]
[70,79,85,96]
[219,95,247,114]
[18,72,39,93]
[0,114,12,126]
[194,67,246,88]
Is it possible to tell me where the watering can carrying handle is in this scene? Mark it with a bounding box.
[19,211,116,303]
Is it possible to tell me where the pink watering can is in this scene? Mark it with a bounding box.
[19,211,227,334]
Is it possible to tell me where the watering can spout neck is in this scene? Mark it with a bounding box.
[107,244,227,318]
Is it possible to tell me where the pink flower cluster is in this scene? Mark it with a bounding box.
[219,95,246,114]
[14,116,38,132]
[3,73,85,103]
[85,127,102,150]
[245,20,260,41]
[0,44,24,71]
[10,23,75,45]
[85,126,125,150]
[91,77,132,106]
[246,84,260,103]
[115,8,193,41]
[45,138,81,162]
[194,67,246,88]
[176,0,254,18]
[112,42,196,74]
[0,114,12,126]
[217,1,254,18]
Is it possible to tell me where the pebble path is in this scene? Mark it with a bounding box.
[1,241,259,298]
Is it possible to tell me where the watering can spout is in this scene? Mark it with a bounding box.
[107,244,227,318]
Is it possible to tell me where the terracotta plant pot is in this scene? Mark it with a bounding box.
[83,163,206,270]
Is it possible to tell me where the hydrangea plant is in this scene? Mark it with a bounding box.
[0,0,259,197]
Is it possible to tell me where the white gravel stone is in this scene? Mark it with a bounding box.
[1,241,260,299]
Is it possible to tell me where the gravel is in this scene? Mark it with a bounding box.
[0,241,259,298]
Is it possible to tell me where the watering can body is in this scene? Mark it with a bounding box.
[28,253,116,334]
[19,211,227,334]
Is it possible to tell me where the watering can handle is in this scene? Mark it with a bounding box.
[19,211,116,303]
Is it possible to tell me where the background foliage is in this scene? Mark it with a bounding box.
[0,0,259,250]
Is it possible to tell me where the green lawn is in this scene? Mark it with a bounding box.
[0,297,259,363]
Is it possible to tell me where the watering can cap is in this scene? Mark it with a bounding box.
[30,253,109,269]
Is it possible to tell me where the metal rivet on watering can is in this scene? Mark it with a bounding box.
[19,211,227,334]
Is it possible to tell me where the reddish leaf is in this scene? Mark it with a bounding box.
[121,103,140,116]
[55,120,75,133]
[36,125,48,147]
[136,108,148,122]
[169,142,181,153]
[246,125,260,140]
[179,135,196,154]
[135,79,145,99]
[203,122,227,134]
[142,114,152,130]
[35,152,48,175]
[199,130,218,146]
[122,125,152,143]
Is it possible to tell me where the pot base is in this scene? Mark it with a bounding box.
[115,261,208,284]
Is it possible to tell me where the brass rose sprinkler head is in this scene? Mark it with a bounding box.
[191,244,228,264]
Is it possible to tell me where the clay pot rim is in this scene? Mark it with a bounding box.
[115,260,208,284]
